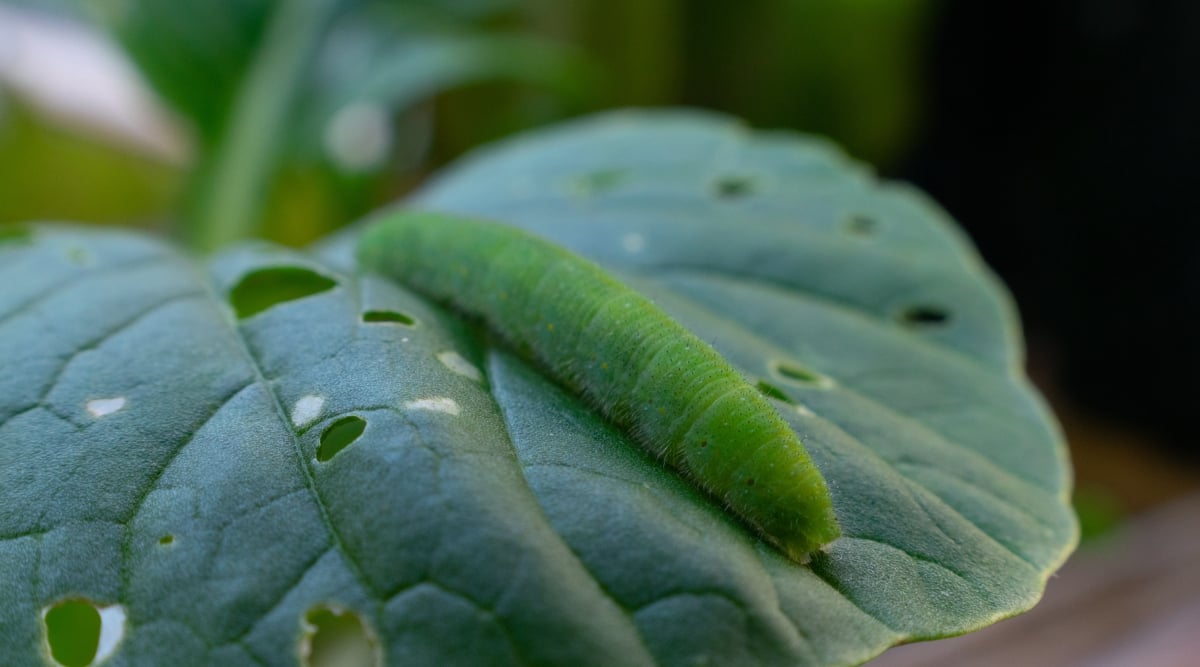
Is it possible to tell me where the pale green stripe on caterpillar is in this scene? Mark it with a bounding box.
[357,211,841,561]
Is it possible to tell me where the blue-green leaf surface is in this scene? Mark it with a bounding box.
[1,111,1076,666]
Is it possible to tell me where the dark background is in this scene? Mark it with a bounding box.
[904,1,1200,462]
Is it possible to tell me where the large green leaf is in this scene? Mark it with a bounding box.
[0,112,1075,666]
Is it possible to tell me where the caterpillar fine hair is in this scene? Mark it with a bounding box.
[357,211,841,561]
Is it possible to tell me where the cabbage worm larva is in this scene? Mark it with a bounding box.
[357,211,841,560]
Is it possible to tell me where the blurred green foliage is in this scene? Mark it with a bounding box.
[0,98,178,226]
[1073,486,1126,544]
[678,0,933,167]
[527,0,933,166]
[0,0,933,249]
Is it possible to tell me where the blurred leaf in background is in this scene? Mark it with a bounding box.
[2,0,935,248]
[0,99,178,226]
[1072,486,1125,543]
[91,0,604,249]
[519,0,934,169]
[1,0,603,249]
[266,2,601,246]
[677,0,934,169]
[0,3,182,227]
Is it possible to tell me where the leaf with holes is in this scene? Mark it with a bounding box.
[1,111,1075,667]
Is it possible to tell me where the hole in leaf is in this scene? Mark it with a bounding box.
[300,604,379,667]
[570,168,628,196]
[0,224,32,245]
[43,599,126,666]
[844,213,877,236]
[362,310,415,326]
[158,535,174,546]
[318,416,367,462]
[404,397,460,415]
[292,395,326,429]
[229,267,337,319]
[621,232,646,253]
[85,397,126,418]
[771,362,822,385]
[66,247,91,265]
[713,176,755,199]
[44,600,100,666]
[437,350,482,382]
[756,380,795,405]
[899,305,950,327]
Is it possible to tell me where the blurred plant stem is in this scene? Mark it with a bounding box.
[184,0,341,252]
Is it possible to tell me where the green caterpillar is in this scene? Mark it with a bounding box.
[357,211,841,561]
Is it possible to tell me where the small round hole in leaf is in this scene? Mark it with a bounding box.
[43,599,100,667]
[66,247,92,266]
[570,168,628,196]
[362,309,415,326]
[229,267,338,319]
[771,361,822,386]
[899,306,950,327]
[713,176,755,199]
[318,416,367,462]
[844,213,878,236]
[301,604,379,667]
[756,380,795,405]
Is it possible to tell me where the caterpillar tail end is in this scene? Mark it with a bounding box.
[773,509,842,564]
